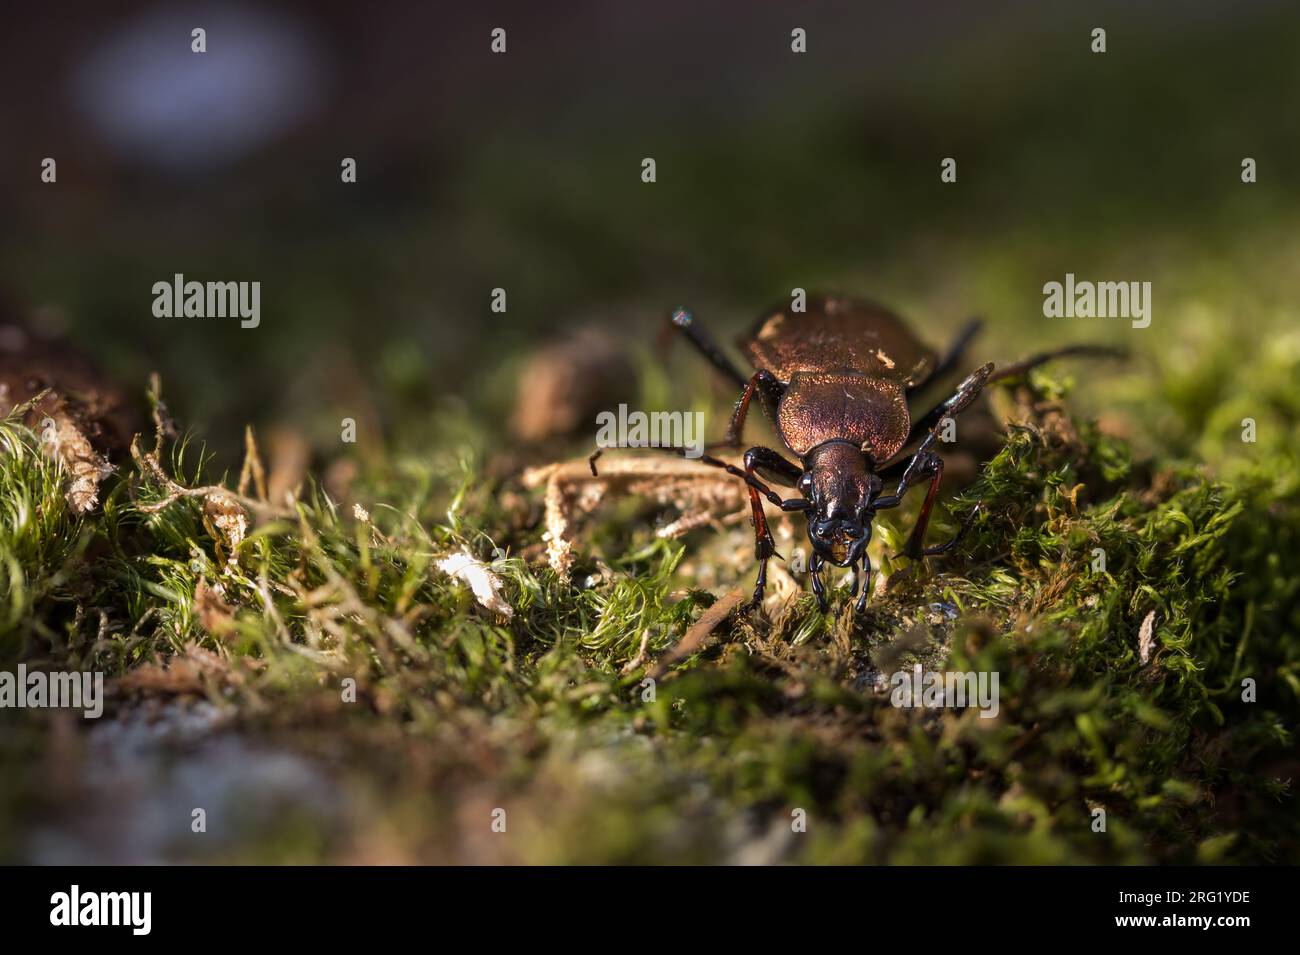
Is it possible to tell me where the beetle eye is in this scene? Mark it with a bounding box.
[798,473,813,495]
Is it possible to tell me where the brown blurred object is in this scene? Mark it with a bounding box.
[323,457,359,505]
[266,426,312,507]
[509,327,638,443]
[0,305,139,512]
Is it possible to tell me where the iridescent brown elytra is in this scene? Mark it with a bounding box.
[595,294,1121,612]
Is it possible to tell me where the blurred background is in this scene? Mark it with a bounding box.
[2,0,1298,463]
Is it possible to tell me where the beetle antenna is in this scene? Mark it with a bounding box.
[587,443,787,508]
[988,343,1127,383]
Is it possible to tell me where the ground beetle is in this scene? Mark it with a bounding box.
[630,294,1119,613]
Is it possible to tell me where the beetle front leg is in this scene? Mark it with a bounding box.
[588,442,807,612]
[898,452,945,559]
[746,482,776,611]
[810,553,828,613]
[711,371,786,450]
[855,553,872,613]
[844,554,872,612]
[741,446,804,611]
[870,430,939,511]
[750,552,770,610]
[879,448,982,560]
[870,438,948,560]
[916,502,983,555]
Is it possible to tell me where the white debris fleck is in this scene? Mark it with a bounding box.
[1137,610,1156,664]
[436,551,513,619]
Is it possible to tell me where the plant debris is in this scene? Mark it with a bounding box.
[647,587,746,680]
[522,454,747,573]
[436,551,514,618]
[1138,609,1157,665]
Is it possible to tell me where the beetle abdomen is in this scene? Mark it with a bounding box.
[777,372,911,462]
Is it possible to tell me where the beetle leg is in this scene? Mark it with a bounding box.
[747,482,777,561]
[664,307,748,388]
[741,448,796,551]
[588,442,810,614]
[726,447,801,611]
[898,452,946,560]
[710,371,786,449]
[868,437,946,558]
[750,553,769,610]
[888,456,983,560]
[871,432,939,510]
[810,553,827,613]
[872,444,978,561]
[900,362,994,449]
[742,444,802,488]
[917,501,984,556]
[855,553,872,613]
[739,447,796,609]
[907,317,983,396]
[590,444,789,507]
[988,343,1126,384]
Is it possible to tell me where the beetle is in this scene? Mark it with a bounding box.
[611,294,1119,613]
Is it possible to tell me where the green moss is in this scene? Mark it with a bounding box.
[3,344,1298,864]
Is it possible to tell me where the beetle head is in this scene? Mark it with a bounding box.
[798,442,881,567]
